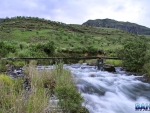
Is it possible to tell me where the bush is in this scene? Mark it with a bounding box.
[18,49,31,57]
[0,41,16,57]
[87,45,98,55]
[121,37,147,72]
[44,40,55,56]
[54,64,88,113]
[29,41,55,57]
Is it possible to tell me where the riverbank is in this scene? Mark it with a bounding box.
[0,63,88,113]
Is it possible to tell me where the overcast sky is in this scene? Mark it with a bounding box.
[0,0,150,28]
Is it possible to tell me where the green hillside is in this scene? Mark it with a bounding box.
[0,16,145,58]
[0,16,150,74]
[83,18,150,35]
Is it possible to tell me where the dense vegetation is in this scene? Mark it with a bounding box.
[83,18,150,35]
[118,36,149,72]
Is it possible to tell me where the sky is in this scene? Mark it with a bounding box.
[0,0,150,28]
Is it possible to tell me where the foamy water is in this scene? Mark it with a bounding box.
[65,64,150,113]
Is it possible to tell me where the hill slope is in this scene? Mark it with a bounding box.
[82,18,150,35]
[0,16,147,57]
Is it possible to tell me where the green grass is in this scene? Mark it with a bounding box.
[0,16,145,57]
[104,59,122,66]
[0,62,87,113]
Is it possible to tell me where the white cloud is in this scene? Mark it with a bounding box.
[0,0,150,27]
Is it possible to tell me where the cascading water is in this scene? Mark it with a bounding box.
[65,63,150,113]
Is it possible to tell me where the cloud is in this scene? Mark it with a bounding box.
[0,0,150,28]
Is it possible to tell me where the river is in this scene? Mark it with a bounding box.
[65,63,150,113]
[12,63,150,113]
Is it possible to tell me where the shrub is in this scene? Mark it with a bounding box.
[0,41,16,57]
[87,45,98,55]
[18,49,31,57]
[121,37,147,72]
[44,40,55,56]
[54,64,88,113]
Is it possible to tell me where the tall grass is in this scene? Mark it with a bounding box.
[0,67,50,113]
[0,62,88,113]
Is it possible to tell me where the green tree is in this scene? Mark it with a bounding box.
[121,37,147,72]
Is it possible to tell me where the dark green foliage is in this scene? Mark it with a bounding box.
[53,64,88,113]
[28,41,55,57]
[43,41,55,56]
[55,85,83,112]
[87,45,98,55]
[18,49,31,57]
[121,37,147,72]
[0,41,16,57]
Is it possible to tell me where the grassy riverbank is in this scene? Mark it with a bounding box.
[0,62,88,113]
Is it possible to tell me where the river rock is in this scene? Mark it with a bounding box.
[103,64,116,72]
[87,63,96,66]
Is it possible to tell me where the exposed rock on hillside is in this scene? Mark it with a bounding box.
[83,18,150,35]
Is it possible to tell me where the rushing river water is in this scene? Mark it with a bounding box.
[65,63,150,113]
[13,64,150,113]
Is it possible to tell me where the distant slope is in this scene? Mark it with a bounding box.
[82,18,150,35]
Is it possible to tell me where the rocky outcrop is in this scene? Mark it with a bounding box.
[83,18,150,35]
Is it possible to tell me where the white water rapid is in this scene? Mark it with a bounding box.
[65,63,150,113]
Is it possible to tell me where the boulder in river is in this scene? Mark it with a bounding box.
[103,64,116,72]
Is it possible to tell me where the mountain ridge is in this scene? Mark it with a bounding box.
[82,18,150,35]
